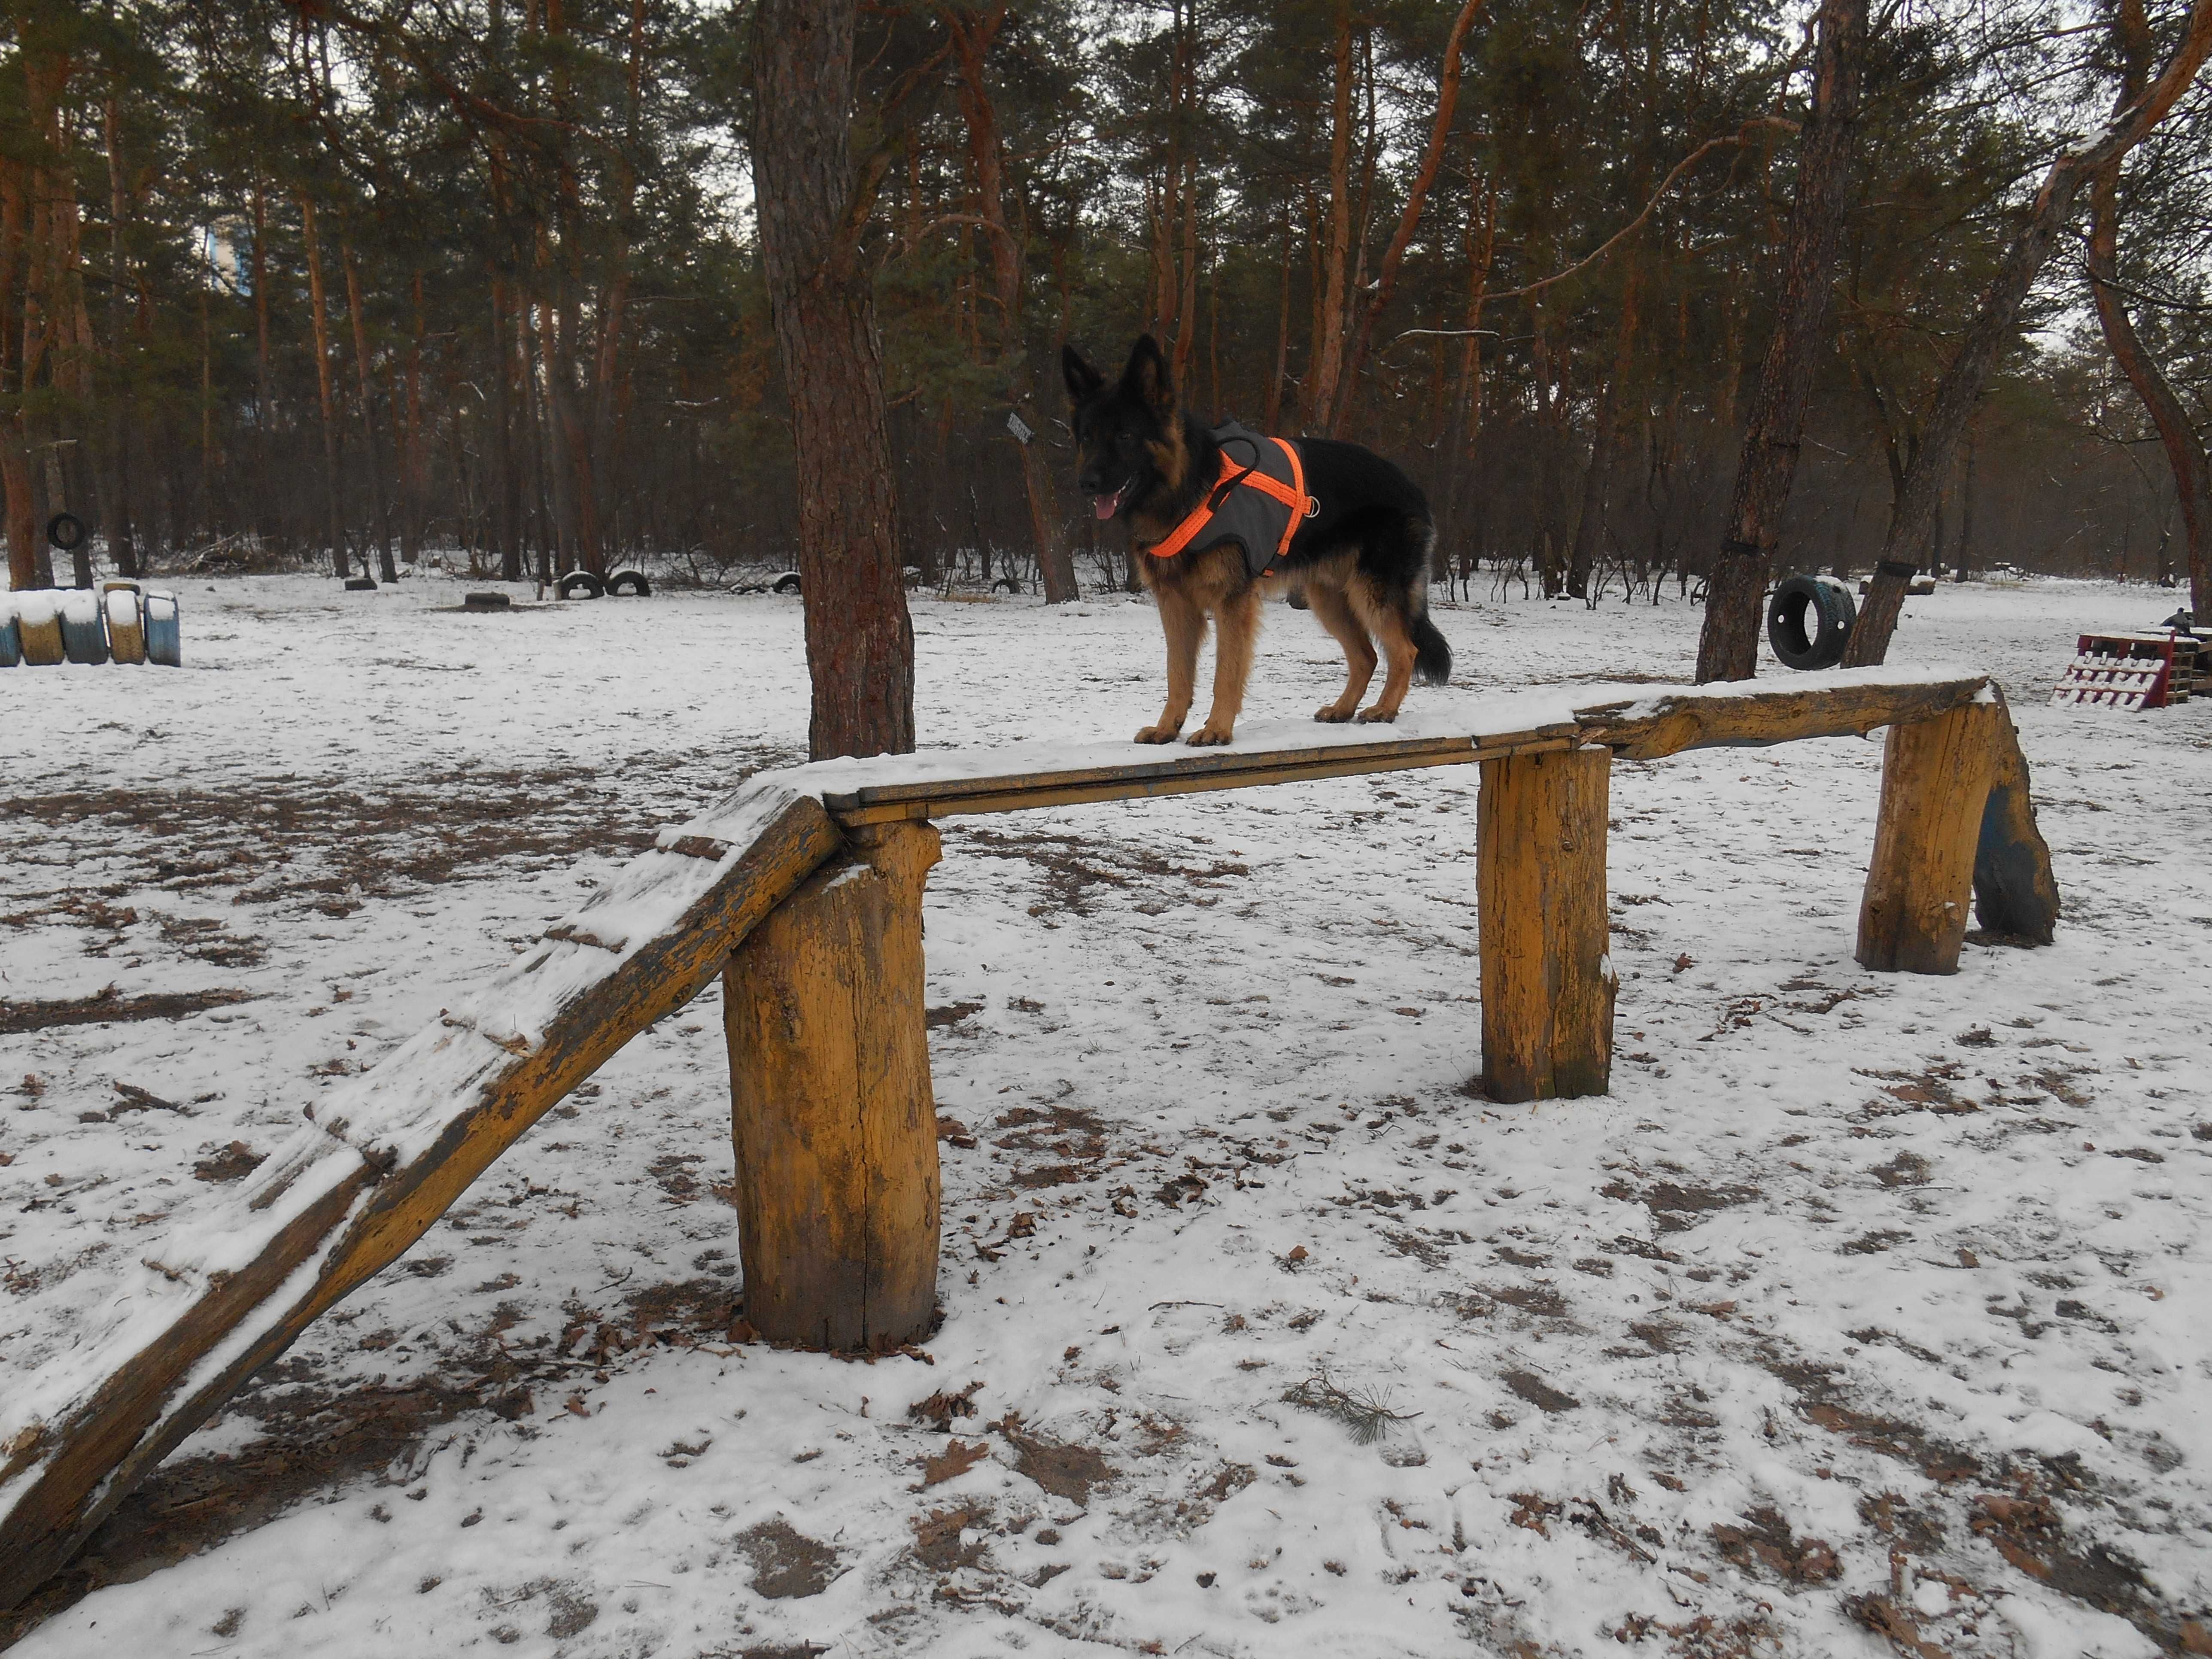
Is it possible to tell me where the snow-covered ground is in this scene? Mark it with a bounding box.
[1,571,2207,1659]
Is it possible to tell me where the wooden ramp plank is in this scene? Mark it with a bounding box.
[832,732,1581,823]
[0,782,841,1613]
[1576,670,1990,760]
[789,668,1992,824]
[801,699,1590,814]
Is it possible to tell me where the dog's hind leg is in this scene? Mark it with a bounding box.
[1304,580,1378,723]
[1137,583,1204,743]
[1348,575,1418,723]
[1189,581,1262,746]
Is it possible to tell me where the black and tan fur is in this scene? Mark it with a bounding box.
[1063,335,1450,746]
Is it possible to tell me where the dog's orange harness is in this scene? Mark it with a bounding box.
[1144,431,1313,573]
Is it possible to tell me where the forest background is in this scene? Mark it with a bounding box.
[1,0,2208,611]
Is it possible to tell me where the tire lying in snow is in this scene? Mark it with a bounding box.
[1767,573,1856,670]
[606,568,651,597]
[991,577,1021,595]
[557,569,607,599]
[772,571,802,595]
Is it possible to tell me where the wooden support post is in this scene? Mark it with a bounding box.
[1478,743,1615,1101]
[722,819,941,1350]
[1972,693,2060,944]
[1857,700,2002,973]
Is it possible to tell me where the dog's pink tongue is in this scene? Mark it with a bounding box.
[1094,493,1118,520]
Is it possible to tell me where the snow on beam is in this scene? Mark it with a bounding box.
[796,667,1993,823]
[1568,666,1991,760]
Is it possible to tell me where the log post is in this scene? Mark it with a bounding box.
[722,819,941,1350]
[1857,700,2002,973]
[1972,693,2060,944]
[1478,743,1616,1101]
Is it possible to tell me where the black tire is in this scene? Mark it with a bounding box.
[772,571,802,595]
[557,569,606,599]
[45,512,85,552]
[343,576,379,592]
[991,577,1021,595]
[1767,574,1856,670]
[606,568,651,597]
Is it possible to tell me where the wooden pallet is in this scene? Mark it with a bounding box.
[2051,631,2201,709]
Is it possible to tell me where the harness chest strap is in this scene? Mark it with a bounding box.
[1144,437,1311,567]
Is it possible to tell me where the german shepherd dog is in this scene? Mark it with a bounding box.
[1063,334,1451,746]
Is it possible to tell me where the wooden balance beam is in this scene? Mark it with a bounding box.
[0,668,2057,1611]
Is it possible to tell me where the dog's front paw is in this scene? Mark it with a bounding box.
[1134,723,1182,744]
[1186,725,1234,747]
[1354,705,1399,724]
[1313,704,1355,723]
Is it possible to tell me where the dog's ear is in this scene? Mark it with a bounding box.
[1121,334,1175,419]
[1062,344,1105,406]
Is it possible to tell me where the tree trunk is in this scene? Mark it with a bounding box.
[1330,0,1486,437]
[532,283,576,574]
[298,194,348,578]
[752,0,915,759]
[344,243,396,583]
[100,90,136,578]
[401,270,425,567]
[1531,303,1569,596]
[490,280,521,580]
[252,176,275,553]
[1149,6,1185,348]
[1440,178,1495,576]
[944,2,1078,603]
[1567,261,1644,601]
[1693,0,1865,682]
[2087,0,2212,623]
[1174,152,1200,388]
[1953,423,1976,582]
[1846,0,2212,665]
[1304,0,1356,432]
[2,43,65,592]
[0,144,43,591]
[1264,210,1292,434]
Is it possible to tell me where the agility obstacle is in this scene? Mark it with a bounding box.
[0,666,2058,1610]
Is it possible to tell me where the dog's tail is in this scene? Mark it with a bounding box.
[1410,519,1452,685]
[1412,611,1452,686]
